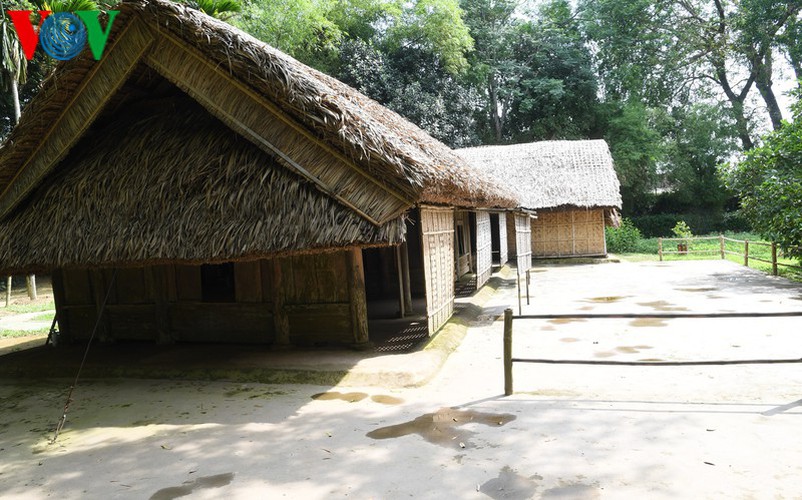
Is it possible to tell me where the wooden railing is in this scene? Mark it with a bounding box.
[657,235,802,276]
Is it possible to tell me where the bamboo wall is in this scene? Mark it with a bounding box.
[454,211,472,278]
[532,209,606,258]
[52,250,366,346]
[475,211,492,289]
[515,214,532,274]
[497,213,508,265]
[421,207,455,335]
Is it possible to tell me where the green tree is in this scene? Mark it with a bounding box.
[722,92,802,260]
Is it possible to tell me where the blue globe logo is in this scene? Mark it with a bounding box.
[40,13,87,61]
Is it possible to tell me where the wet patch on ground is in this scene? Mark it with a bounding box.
[480,465,541,499]
[617,345,653,354]
[311,392,368,403]
[150,473,234,500]
[676,287,719,293]
[594,352,616,358]
[370,395,404,405]
[637,300,688,312]
[560,338,580,343]
[366,407,516,449]
[542,480,601,499]
[548,318,588,325]
[630,318,669,327]
[583,296,629,304]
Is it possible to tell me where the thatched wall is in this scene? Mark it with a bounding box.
[0,92,403,274]
[532,208,607,258]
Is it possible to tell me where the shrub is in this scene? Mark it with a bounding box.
[605,218,643,253]
[671,220,693,239]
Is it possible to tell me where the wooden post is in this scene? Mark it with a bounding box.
[395,245,405,318]
[504,308,513,396]
[400,242,413,314]
[744,240,749,267]
[348,249,370,347]
[720,234,725,259]
[26,274,37,300]
[272,259,291,348]
[517,272,522,316]
[5,276,11,307]
[526,270,531,305]
[658,238,663,261]
[772,243,778,276]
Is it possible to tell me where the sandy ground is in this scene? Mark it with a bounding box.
[2,260,802,499]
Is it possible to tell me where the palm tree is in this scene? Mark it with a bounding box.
[185,0,241,20]
[0,2,27,125]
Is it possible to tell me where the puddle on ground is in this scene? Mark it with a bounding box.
[311,392,367,403]
[549,318,587,325]
[583,296,628,303]
[560,338,580,343]
[150,473,234,500]
[370,395,404,405]
[366,407,516,449]
[579,306,595,311]
[617,345,653,354]
[480,466,541,499]
[630,318,668,327]
[541,326,556,331]
[594,352,615,358]
[639,358,665,362]
[637,300,688,312]
[542,482,601,499]
[676,287,719,292]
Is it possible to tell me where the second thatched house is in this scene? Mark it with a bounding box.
[457,140,622,259]
[0,0,520,348]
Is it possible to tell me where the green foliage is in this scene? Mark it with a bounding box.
[604,218,642,253]
[671,220,693,239]
[183,0,241,19]
[722,92,802,261]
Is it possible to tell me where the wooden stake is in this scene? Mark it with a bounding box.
[348,249,370,346]
[720,234,725,259]
[772,242,778,276]
[27,274,37,300]
[744,240,749,267]
[504,308,513,396]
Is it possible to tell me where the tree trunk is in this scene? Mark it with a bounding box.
[754,52,784,130]
[488,74,503,143]
[731,100,754,151]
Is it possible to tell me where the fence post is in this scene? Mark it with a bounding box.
[517,273,522,316]
[504,308,513,396]
[4,276,11,307]
[719,234,725,259]
[658,238,663,262]
[744,240,749,267]
[772,242,778,276]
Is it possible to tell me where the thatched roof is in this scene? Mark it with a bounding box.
[0,0,516,273]
[456,140,622,211]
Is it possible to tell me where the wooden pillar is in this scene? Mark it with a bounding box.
[50,269,70,344]
[26,274,37,300]
[149,266,173,344]
[89,269,111,342]
[395,245,405,318]
[504,308,513,396]
[5,276,11,306]
[272,259,290,347]
[401,241,413,314]
[744,240,749,267]
[347,249,370,347]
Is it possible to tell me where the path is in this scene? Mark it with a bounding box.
[1,260,802,498]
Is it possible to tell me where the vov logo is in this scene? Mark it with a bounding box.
[7,10,118,61]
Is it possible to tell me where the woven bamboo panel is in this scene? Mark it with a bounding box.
[475,211,492,289]
[532,209,607,257]
[515,214,532,274]
[454,211,471,278]
[421,207,455,335]
[506,213,517,259]
[498,213,508,265]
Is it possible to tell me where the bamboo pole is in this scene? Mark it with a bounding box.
[5,276,11,307]
[719,234,725,259]
[526,270,531,305]
[27,274,37,300]
[395,245,405,318]
[400,241,413,314]
[504,308,513,396]
[517,273,522,316]
[658,238,663,261]
[772,243,778,276]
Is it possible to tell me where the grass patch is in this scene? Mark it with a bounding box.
[616,231,802,282]
[0,328,49,339]
[30,312,55,322]
[0,301,56,315]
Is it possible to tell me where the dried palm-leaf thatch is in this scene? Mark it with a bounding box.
[0,92,404,274]
[0,0,515,226]
[456,140,622,211]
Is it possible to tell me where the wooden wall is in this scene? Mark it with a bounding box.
[52,251,366,346]
[420,207,455,335]
[532,209,606,258]
[475,211,492,289]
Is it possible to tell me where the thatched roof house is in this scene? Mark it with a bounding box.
[457,140,622,258]
[0,0,515,347]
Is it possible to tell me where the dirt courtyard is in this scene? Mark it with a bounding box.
[2,260,802,499]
